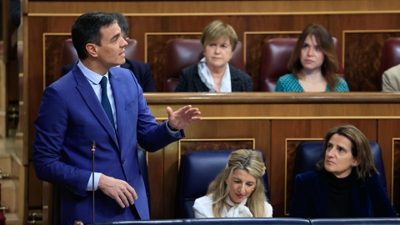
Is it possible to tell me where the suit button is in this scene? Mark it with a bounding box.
[122,159,125,164]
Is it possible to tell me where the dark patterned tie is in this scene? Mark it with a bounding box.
[100,76,115,127]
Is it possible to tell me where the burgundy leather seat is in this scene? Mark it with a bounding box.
[377,37,400,91]
[163,39,246,92]
[259,37,340,92]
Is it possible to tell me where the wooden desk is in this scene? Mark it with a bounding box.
[144,92,400,218]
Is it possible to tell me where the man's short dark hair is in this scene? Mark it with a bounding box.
[109,12,129,39]
[71,11,117,60]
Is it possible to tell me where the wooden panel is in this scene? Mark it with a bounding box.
[344,31,400,91]
[377,120,400,213]
[180,140,254,155]
[394,140,400,212]
[28,162,42,207]
[25,1,400,15]
[44,35,70,86]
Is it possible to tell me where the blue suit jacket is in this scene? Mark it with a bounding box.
[61,59,157,92]
[174,64,253,92]
[33,65,183,224]
[289,170,397,218]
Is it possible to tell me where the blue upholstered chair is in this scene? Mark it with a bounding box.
[176,149,271,218]
[293,140,387,190]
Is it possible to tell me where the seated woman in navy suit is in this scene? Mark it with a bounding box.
[193,149,273,218]
[290,125,396,218]
[275,23,349,92]
[174,20,252,92]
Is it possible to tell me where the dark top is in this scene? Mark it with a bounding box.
[326,169,356,217]
[61,59,157,92]
[174,63,253,92]
[290,169,397,218]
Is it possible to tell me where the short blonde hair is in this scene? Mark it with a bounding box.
[201,20,238,51]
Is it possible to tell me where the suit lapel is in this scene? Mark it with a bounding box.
[73,67,119,147]
[311,174,329,217]
[229,65,240,91]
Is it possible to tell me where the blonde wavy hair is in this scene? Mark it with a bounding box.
[206,149,268,217]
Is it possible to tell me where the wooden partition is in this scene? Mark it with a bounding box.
[144,92,400,218]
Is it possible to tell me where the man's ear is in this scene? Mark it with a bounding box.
[86,43,98,57]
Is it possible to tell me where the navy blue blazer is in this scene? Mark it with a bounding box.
[174,64,253,92]
[289,170,397,218]
[61,59,157,92]
[33,65,183,224]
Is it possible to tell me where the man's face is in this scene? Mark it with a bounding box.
[92,22,127,73]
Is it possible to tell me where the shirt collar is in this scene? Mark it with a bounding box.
[77,60,109,84]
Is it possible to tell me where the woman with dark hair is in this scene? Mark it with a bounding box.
[290,125,396,218]
[275,23,349,92]
[193,149,273,217]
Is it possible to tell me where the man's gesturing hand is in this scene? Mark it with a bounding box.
[167,105,202,130]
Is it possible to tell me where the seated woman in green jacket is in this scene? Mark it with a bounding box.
[275,23,349,92]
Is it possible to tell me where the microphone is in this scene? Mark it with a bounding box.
[91,140,96,223]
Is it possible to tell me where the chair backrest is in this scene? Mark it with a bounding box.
[176,149,270,218]
[163,39,246,92]
[59,38,140,75]
[259,37,341,92]
[293,140,386,190]
[378,37,400,91]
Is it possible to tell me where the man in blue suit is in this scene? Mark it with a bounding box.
[61,12,157,92]
[33,12,201,225]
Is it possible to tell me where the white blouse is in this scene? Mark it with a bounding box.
[193,194,273,218]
